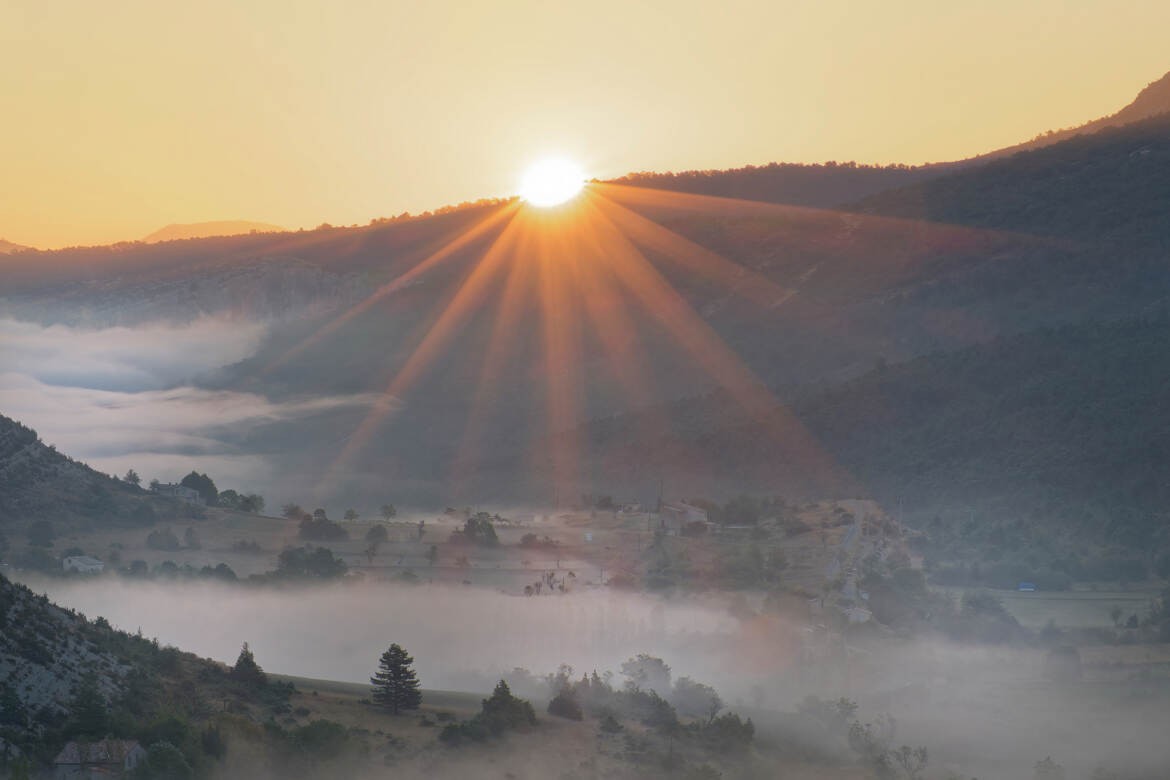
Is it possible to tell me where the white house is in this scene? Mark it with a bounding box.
[152,482,204,505]
[54,739,146,778]
[62,555,104,574]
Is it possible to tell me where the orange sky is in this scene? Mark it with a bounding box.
[2,0,1168,250]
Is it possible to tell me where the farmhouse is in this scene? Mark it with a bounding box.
[152,482,204,505]
[62,555,104,574]
[53,739,146,778]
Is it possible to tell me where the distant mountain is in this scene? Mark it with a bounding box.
[605,161,953,211]
[986,70,1170,159]
[609,69,1170,209]
[143,219,286,243]
[3,84,1170,509]
[0,238,31,254]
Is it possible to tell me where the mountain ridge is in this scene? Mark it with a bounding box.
[142,220,287,243]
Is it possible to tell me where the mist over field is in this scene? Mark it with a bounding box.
[16,576,744,693]
[11,574,1170,779]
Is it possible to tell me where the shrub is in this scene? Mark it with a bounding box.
[293,719,348,760]
[298,514,348,541]
[547,689,583,720]
[146,528,181,551]
[142,741,194,780]
[439,681,535,745]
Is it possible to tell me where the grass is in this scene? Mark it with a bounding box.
[936,586,1158,629]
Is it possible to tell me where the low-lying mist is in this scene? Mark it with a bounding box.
[18,575,1170,779]
[21,576,747,694]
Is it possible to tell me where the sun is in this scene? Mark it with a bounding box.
[520,158,585,207]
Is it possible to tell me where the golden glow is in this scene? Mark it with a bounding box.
[4,1,1169,248]
[520,159,585,207]
[313,182,867,500]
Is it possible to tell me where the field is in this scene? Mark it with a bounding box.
[937,585,1159,630]
[29,499,890,598]
[255,674,869,780]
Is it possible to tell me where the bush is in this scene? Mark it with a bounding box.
[298,514,348,541]
[703,712,755,752]
[439,681,535,745]
[232,539,262,554]
[449,514,499,546]
[275,546,347,579]
[547,689,583,720]
[141,741,194,780]
[146,528,181,551]
[293,719,348,759]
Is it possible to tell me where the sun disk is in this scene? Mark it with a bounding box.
[520,158,585,207]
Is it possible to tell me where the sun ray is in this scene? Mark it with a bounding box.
[258,201,521,377]
[447,218,542,494]
[592,191,795,309]
[318,210,524,490]
[570,205,721,484]
[532,209,588,503]
[580,195,851,492]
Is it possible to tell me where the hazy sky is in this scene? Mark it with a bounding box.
[3,0,1168,249]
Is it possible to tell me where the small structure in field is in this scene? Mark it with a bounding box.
[1017,582,1037,592]
[62,555,104,574]
[53,739,147,778]
[152,482,204,505]
[658,501,709,535]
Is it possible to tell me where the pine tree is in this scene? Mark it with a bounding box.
[0,683,27,727]
[370,643,421,714]
[71,675,108,738]
[230,642,267,687]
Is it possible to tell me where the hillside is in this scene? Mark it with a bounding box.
[0,571,340,777]
[3,86,1170,507]
[0,414,196,535]
[0,239,30,254]
[853,111,1170,246]
[605,160,954,210]
[142,220,287,243]
[986,69,1170,159]
[609,69,1170,210]
[534,316,1170,578]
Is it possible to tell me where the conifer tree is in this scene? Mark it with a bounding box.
[71,675,108,738]
[370,643,422,714]
[230,642,267,687]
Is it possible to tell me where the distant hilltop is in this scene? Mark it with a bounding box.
[143,219,287,243]
[0,237,31,253]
